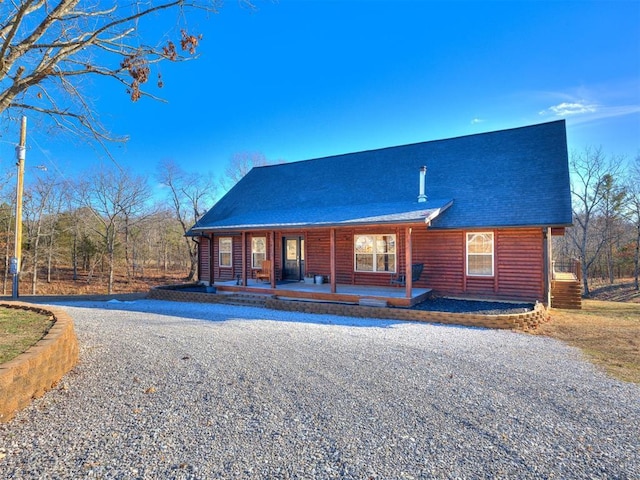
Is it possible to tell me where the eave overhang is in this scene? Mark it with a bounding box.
[188,199,454,234]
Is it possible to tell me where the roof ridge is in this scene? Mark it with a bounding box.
[253,119,566,170]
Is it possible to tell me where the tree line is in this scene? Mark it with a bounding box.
[0,152,268,296]
[554,148,640,296]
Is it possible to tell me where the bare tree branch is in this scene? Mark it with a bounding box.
[1,1,252,145]
[156,159,217,280]
[220,151,271,192]
[568,146,624,295]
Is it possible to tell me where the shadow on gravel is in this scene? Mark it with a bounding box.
[32,298,408,329]
[24,295,533,329]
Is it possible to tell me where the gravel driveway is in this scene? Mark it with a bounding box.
[1,299,638,479]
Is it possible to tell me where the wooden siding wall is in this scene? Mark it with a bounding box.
[274,233,283,281]
[239,233,282,282]
[305,230,332,279]
[495,228,544,300]
[416,229,463,293]
[244,234,259,281]
[211,235,237,282]
[304,227,410,286]
[231,235,242,281]
[419,227,545,301]
[206,234,273,282]
[201,226,545,301]
[198,237,210,283]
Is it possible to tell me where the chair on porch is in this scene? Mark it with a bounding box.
[390,263,424,287]
[255,260,272,283]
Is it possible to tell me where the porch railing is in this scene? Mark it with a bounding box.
[552,259,582,281]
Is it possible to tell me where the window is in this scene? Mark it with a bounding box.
[354,234,396,272]
[219,237,232,268]
[466,232,494,276]
[252,237,266,268]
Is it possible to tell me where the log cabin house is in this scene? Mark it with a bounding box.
[187,120,573,307]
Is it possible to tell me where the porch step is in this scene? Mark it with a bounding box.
[359,298,388,308]
[218,293,273,308]
[551,280,582,309]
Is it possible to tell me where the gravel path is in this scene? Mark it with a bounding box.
[1,299,638,479]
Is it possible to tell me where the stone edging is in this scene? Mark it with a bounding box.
[148,285,236,304]
[0,302,79,423]
[149,285,549,330]
[265,298,549,330]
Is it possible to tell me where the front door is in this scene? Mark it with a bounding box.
[283,236,305,281]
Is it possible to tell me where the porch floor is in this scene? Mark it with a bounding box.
[212,279,432,308]
[553,272,578,281]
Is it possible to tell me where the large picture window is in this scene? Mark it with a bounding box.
[252,237,266,269]
[219,237,232,268]
[466,232,494,276]
[354,234,396,272]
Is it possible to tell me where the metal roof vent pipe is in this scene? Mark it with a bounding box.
[418,165,427,203]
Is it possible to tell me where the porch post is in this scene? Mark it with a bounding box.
[209,233,214,285]
[543,227,552,307]
[405,227,413,298]
[270,231,276,289]
[241,232,247,286]
[330,228,337,294]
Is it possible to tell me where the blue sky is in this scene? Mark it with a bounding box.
[1,0,639,189]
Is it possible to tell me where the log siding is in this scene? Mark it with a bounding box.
[198,236,211,284]
[201,226,546,303]
[495,228,544,300]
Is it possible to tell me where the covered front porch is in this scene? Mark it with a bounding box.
[211,278,432,308]
[194,199,453,309]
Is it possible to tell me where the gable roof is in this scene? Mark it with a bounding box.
[190,120,572,233]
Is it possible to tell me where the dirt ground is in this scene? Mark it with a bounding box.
[0,268,186,298]
[587,279,640,303]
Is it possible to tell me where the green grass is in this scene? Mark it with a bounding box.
[0,307,55,364]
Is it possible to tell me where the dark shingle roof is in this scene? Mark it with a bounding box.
[190,120,572,232]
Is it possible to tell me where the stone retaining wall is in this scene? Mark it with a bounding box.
[148,285,237,304]
[0,302,79,423]
[265,298,549,330]
[150,285,549,330]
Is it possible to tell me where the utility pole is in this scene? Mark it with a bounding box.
[11,116,26,299]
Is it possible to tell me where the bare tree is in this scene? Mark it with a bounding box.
[22,173,57,294]
[43,182,71,284]
[70,207,102,281]
[133,209,187,276]
[626,155,640,290]
[0,202,13,295]
[52,205,86,282]
[156,159,216,281]
[0,169,15,294]
[599,173,627,284]
[220,151,270,192]
[1,1,252,143]
[567,147,623,296]
[78,166,152,293]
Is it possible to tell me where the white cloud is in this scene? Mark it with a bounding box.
[540,101,598,117]
[538,99,640,126]
[470,117,484,124]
